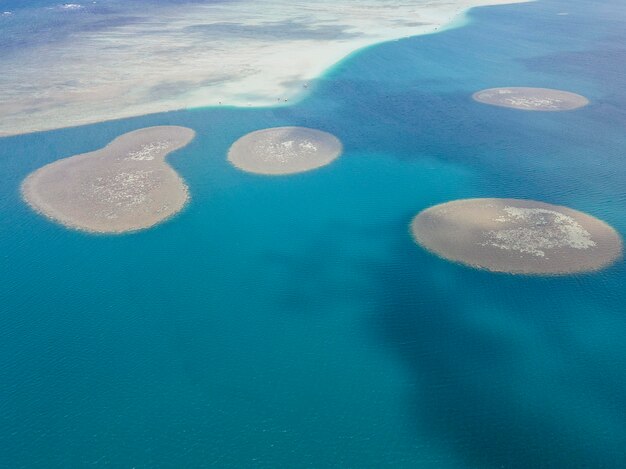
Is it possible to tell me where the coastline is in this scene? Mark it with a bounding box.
[3,0,626,466]
[0,0,530,138]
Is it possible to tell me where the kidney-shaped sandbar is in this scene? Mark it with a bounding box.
[22,126,196,234]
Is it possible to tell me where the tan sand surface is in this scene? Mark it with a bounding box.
[228,127,342,175]
[21,126,195,234]
[472,87,589,111]
[411,198,622,274]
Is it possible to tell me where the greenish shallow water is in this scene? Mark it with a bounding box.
[1,0,626,467]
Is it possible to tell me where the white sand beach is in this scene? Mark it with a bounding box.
[0,0,528,136]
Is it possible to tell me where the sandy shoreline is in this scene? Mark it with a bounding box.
[0,0,529,137]
[21,126,195,234]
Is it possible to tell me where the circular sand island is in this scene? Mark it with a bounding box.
[411,198,622,275]
[21,126,195,234]
[472,87,589,111]
[227,126,342,175]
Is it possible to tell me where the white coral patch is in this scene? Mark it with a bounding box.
[60,3,84,10]
[503,96,563,109]
[89,170,158,212]
[482,206,596,257]
[260,138,318,164]
[126,141,170,161]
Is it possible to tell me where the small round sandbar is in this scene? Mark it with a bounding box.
[21,126,195,234]
[227,126,342,175]
[472,87,589,111]
[411,198,622,275]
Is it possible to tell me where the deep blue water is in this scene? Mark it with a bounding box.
[1,0,626,467]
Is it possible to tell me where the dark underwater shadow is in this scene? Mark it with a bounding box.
[260,218,391,316]
[362,216,626,468]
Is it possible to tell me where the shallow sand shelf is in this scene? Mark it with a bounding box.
[21,126,195,234]
[228,126,342,175]
[0,0,530,137]
[472,87,589,111]
[411,198,622,274]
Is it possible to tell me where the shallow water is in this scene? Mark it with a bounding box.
[1,0,625,466]
[0,0,507,136]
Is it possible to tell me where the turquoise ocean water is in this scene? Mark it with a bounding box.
[1,0,626,466]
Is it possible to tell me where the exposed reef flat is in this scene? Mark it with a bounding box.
[0,0,529,136]
[472,87,589,111]
[411,198,622,274]
[228,127,342,175]
[21,126,195,234]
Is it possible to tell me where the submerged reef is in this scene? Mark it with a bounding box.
[21,126,195,234]
[227,126,342,175]
[472,87,589,111]
[411,198,622,274]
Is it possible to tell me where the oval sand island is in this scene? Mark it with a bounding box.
[21,126,195,234]
[411,198,622,275]
[228,127,342,175]
[472,87,589,111]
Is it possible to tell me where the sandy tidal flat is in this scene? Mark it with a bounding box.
[21,126,195,234]
[472,87,590,111]
[0,0,528,136]
[411,198,623,274]
[228,127,342,175]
